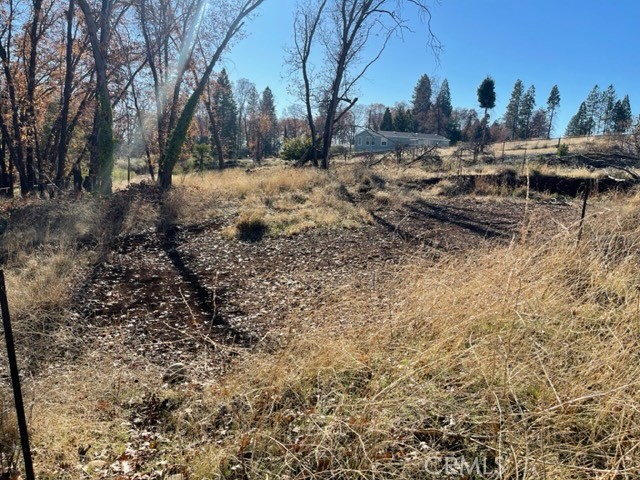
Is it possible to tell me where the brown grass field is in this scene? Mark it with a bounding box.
[1,148,640,478]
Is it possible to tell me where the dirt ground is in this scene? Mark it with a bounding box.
[72,185,580,381]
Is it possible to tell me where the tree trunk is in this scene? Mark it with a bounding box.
[56,0,75,187]
[159,0,265,189]
[0,134,13,197]
[77,0,114,195]
[205,100,224,169]
[480,107,488,151]
[0,40,29,194]
[25,0,43,193]
[547,107,555,140]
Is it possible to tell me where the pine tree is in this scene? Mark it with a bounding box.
[566,102,593,136]
[393,105,410,132]
[477,76,496,148]
[529,109,549,139]
[504,80,524,140]
[213,69,239,159]
[434,79,452,136]
[546,85,560,138]
[584,85,602,135]
[612,94,633,133]
[412,74,432,133]
[259,87,278,158]
[380,107,394,131]
[245,84,260,159]
[518,85,536,139]
[601,84,617,133]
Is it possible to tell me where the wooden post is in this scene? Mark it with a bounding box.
[577,182,591,245]
[0,271,35,480]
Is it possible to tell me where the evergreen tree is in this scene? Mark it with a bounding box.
[259,87,278,158]
[380,107,394,130]
[504,80,524,139]
[546,84,560,138]
[393,105,411,132]
[245,84,260,159]
[584,85,602,135]
[566,102,593,136]
[601,84,617,133]
[518,85,536,139]
[529,109,549,139]
[412,74,432,133]
[477,76,496,147]
[213,69,239,159]
[434,79,452,136]
[612,94,633,132]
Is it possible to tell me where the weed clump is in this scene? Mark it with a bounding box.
[227,209,268,241]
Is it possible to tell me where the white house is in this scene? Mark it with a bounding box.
[354,128,450,153]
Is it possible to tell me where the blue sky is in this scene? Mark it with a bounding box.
[222,0,639,136]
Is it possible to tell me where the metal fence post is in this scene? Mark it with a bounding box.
[0,270,35,480]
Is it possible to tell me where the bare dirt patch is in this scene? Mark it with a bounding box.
[73,183,579,382]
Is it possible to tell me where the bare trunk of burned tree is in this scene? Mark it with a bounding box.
[291,0,327,167]
[0,132,12,197]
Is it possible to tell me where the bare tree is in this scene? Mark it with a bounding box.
[288,0,328,166]
[0,0,31,194]
[133,0,265,188]
[365,103,386,130]
[234,78,254,156]
[290,0,440,169]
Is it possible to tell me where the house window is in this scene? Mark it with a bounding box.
[365,137,370,146]
[357,137,362,146]
[371,137,376,146]
[381,139,387,146]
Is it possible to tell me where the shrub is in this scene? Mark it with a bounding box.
[192,143,212,171]
[557,143,569,157]
[229,209,268,241]
[280,136,313,161]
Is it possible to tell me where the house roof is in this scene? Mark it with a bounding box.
[357,128,449,141]
[379,130,449,141]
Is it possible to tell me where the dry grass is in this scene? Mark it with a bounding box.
[439,134,619,160]
[170,193,640,479]
[174,167,373,238]
[0,199,107,474]
[180,167,327,200]
[29,349,163,479]
[0,198,105,365]
[3,163,640,478]
[164,167,330,225]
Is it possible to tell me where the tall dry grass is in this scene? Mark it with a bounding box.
[178,193,640,479]
[169,167,373,238]
[3,165,640,477]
